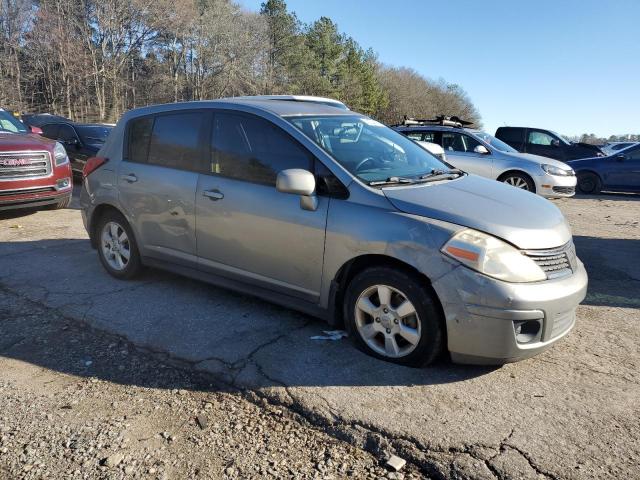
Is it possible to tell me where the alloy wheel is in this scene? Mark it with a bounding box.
[100,221,131,271]
[504,176,530,190]
[354,284,422,358]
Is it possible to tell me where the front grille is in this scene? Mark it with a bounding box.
[0,187,56,197]
[0,151,52,181]
[523,241,577,280]
[552,186,575,195]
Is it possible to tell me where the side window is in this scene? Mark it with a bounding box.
[315,160,348,199]
[441,132,480,152]
[528,131,555,146]
[147,112,205,170]
[405,131,436,143]
[497,128,523,143]
[41,124,59,140]
[57,124,77,142]
[127,117,153,164]
[211,112,314,185]
[406,132,422,141]
[626,147,640,160]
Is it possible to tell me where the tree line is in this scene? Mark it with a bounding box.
[0,0,481,126]
[567,133,640,145]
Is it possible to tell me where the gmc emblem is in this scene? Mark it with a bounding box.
[0,158,29,166]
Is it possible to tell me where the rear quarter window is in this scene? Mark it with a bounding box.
[127,117,153,164]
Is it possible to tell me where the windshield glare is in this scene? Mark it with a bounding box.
[286,115,448,183]
[0,110,28,133]
[473,131,518,153]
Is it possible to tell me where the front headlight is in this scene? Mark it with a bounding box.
[54,142,69,166]
[441,229,546,283]
[541,164,573,176]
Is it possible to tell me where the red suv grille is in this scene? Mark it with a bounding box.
[0,152,52,181]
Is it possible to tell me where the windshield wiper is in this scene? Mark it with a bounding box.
[368,176,416,186]
[419,168,464,181]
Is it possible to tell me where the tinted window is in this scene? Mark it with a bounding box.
[441,132,481,152]
[77,125,112,144]
[211,112,313,185]
[148,112,204,170]
[528,131,556,146]
[497,128,523,143]
[41,124,60,140]
[57,124,78,142]
[127,117,153,164]
[626,147,640,160]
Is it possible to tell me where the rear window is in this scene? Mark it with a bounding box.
[147,112,204,170]
[127,117,153,163]
[496,128,524,143]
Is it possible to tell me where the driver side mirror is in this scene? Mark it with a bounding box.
[276,169,318,211]
[474,145,490,155]
[551,139,560,148]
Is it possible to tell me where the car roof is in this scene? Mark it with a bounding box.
[123,98,355,121]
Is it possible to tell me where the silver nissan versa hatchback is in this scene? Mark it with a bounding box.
[80,97,588,366]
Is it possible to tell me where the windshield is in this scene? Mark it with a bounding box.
[0,110,28,133]
[472,131,518,153]
[76,125,112,144]
[286,115,449,183]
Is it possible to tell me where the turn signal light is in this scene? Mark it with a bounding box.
[83,156,108,178]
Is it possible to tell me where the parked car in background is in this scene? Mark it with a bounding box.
[40,121,113,175]
[81,97,587,366]
[566,143,640,194]
[21,113,71,128]
[600,141,638,156]
[0,109,72,211]
[1,109,43,135]
[495,126,604,161]
[394,117,576,197]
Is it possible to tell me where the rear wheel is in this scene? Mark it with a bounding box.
[500,172,535,192]
[577,172,602,194]
[96,211,142,279]
[344,267,444,367]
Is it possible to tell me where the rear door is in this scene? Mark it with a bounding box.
[525,129,565,160]
[439,131,494,177]
[195,111,328,302]
[118,111,206,267]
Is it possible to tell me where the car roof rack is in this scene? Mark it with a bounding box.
[398,115,474,128]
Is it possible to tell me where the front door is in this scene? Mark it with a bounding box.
[195,111,328,302]
[606,146,640,191]
[118,111,206,266]
[440,131,494,177]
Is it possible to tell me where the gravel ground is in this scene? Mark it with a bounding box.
[0,291,419,480]
[0,189,639,479]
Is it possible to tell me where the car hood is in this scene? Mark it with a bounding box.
[499,151,572,170]
[0,132,55,150]
[382,174,571,250]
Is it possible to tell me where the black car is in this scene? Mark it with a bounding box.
[39,121,113,175]
[566,144,640,194]
[495,126,604,161]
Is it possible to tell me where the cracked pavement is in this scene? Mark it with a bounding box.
[1,189,639,479]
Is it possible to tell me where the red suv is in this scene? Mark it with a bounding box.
[0,109,72,211]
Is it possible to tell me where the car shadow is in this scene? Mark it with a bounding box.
[0,238,496,392]
[573,235,640,308]
[568,192,640,201]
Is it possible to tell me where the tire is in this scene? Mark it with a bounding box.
[500,172,536,192]
[53,195,71,210]
[577,172,602,194]
[96,210,142,280]
[344,267,444,367]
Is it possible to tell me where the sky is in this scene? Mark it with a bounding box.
[237,0,639,138]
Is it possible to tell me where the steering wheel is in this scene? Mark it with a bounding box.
[355,157,378,172]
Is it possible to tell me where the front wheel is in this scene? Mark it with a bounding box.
[577,172,602,194]
[96,211,142,279]
[344,267,444,367]
[500,172,535,192]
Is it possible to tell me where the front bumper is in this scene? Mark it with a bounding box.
[432,259,588,365]
[0,182,72,211]
[534,173,577,198]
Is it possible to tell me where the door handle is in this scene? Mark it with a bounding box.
[203,189,224,201]
[121,174,137,183]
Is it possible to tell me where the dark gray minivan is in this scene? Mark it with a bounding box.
[80,97,588,366]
